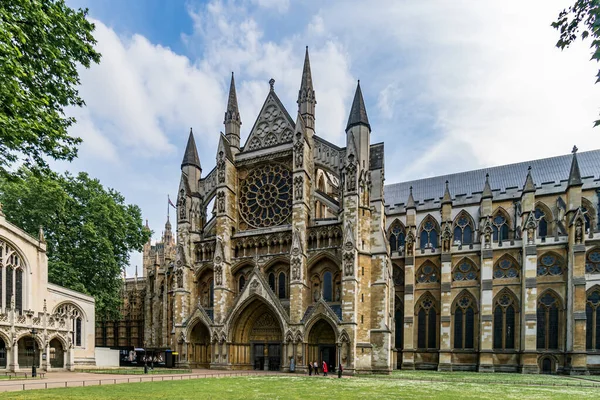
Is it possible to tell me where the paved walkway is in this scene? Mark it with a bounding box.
[0,369,291,393]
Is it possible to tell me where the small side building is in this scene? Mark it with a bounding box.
[0,208,95,371]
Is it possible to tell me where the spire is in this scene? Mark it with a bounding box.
[181,128,201,170]
[298,47,315,104]
[224,72,241,124]
[568,145,582,187]
[522,166,536,193]
[346,80,370,132]
[442,181,452,204]
[406,186,416,210]
[482,173,493,199]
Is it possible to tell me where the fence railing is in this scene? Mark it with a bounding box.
[0,370,281,392]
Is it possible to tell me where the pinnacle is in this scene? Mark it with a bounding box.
[181,129,201,170]
[482,173,493,199]
[568,145,582,187]
[442,180,452,204]
[522,166,536,193]
[346,80,370,132]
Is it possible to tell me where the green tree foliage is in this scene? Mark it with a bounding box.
[552,0,600,126]
[0,0,101,176]
[0,169,151,319]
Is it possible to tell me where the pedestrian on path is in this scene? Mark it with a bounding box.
[322,361,328,376]
[308,362,313,376]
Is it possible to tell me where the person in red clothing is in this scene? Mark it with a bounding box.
[322,360,328,376]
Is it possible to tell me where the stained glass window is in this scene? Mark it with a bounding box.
[416,294,437,350]
[5,267,12,309]
[586,249,600,274]
[535,207,549,238]
[416,262,439,284]
[493,256,519,279]
[323,271,333,302]
[239,164,292,229]
[537,292,560,350]
[537,253,564,277]
[493,291,517,350]
[278,272,286,299]
[268,273,275,292]
[492,212,509,242]
[15,269,22,313]
[389,223,406,252]
[586,289,600,350]
[453,213,474,245]
[454,293,476,349]
[453,259,478,281]
[419,217,438,250]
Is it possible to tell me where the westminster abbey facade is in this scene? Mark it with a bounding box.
[102,48,600,374]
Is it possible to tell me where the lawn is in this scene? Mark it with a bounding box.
[80,368,192,375]
[2,375,600,400]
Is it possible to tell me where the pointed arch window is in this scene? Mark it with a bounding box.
[323,271,333,302]
[453,213,473,245]
[394,298,403,350]
[537,253,564,277]
[278,272,286,299]
[537,292,560,350]
[419,217,438,250]
[535,207,549,239]
[56,303,84,347]
[209,281,214,308]
[586,288,600,350]
[268,273,276,292]
[5,266,12,310]
[238,275,246,293]
[416,294,438,350]
[493,291,517,350]
[388,223,406,253]
[453,293,475,349]
[452,259,478,282]
[416,262,439,284]
[491,211,509,242]
[586,249,600,274]
[493,256,519,279]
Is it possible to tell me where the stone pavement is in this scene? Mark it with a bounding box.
[0,369,292,393]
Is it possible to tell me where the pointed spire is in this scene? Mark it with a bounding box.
[568,145,582,187]
[522,166,536,193]
[442,181,452,204]
[346,80,370,132]
[224,72,240,123]
[482,173,493,199]
[297,46,315,104]
[406,186,416,210]
[145,219,149,229]
[181,128,201,170]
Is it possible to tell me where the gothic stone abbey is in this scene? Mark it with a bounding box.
[103,49,600,374]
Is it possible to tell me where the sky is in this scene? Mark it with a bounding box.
[58,0,600,276]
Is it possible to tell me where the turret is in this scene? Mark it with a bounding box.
[297,47,316,134]
[224,72,241,152]
[346,81,371,169]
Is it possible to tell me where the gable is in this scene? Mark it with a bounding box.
[243,91,295,152]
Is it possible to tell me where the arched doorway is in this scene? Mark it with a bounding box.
[308,319,337,373]
[0,338,6,368]
[540,356,554,374]
[230,299,283,371]
[17,336,39,368]
[49,338,64,368]
[189,321,211,368]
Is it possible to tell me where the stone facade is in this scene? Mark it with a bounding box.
[116,49,600,374]
[0,208,96,371]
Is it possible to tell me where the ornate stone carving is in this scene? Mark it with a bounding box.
[245,96,294,151]
[217,191,225,214]
[575,218,584,244]
[294,176,303,199]
[249,279,261,295]
[294,134,304,168]
[525,211,537,245]
[176,268,183,288]
[405,229,415,257]
[343,252,354,277]
[345,154,357,192]
[291,257,301,281]
[217,151,226,184]
[179,189,186,220]
[441,222,452,252]
[482,217,493,249]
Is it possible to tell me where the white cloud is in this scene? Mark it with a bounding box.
[249,0,290,13]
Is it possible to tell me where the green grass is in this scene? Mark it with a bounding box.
[3,375,600,399]
[81,368,191,375]
[380,370,588,385]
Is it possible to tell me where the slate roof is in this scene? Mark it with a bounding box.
[346,81,370,131]
[384,150,600,207]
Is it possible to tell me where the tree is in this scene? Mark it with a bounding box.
[0,169,151,319]
[552,0,600,126]
[0,0,101,176]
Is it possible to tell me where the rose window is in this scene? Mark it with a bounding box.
[239,164,292,228]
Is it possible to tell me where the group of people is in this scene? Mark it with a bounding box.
[308,361,342,377]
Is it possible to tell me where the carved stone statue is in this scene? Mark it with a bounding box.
[575,219,584,244]
[294,176,303,199]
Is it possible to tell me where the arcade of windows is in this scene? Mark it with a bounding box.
[0,240,24,313]
[56,303,83,347]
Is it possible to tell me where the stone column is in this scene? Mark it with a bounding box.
[478,224,494,372]
[402,228,416,369]
[438,247,453,371]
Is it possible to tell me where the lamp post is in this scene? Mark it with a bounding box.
[30,328,37,378]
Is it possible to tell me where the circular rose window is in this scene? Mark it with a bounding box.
[239,164,292,228]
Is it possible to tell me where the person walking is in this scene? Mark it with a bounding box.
[322,360,328,376]
[308,362,313,376]
[338,363,343,378]
[313,361,318,375]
